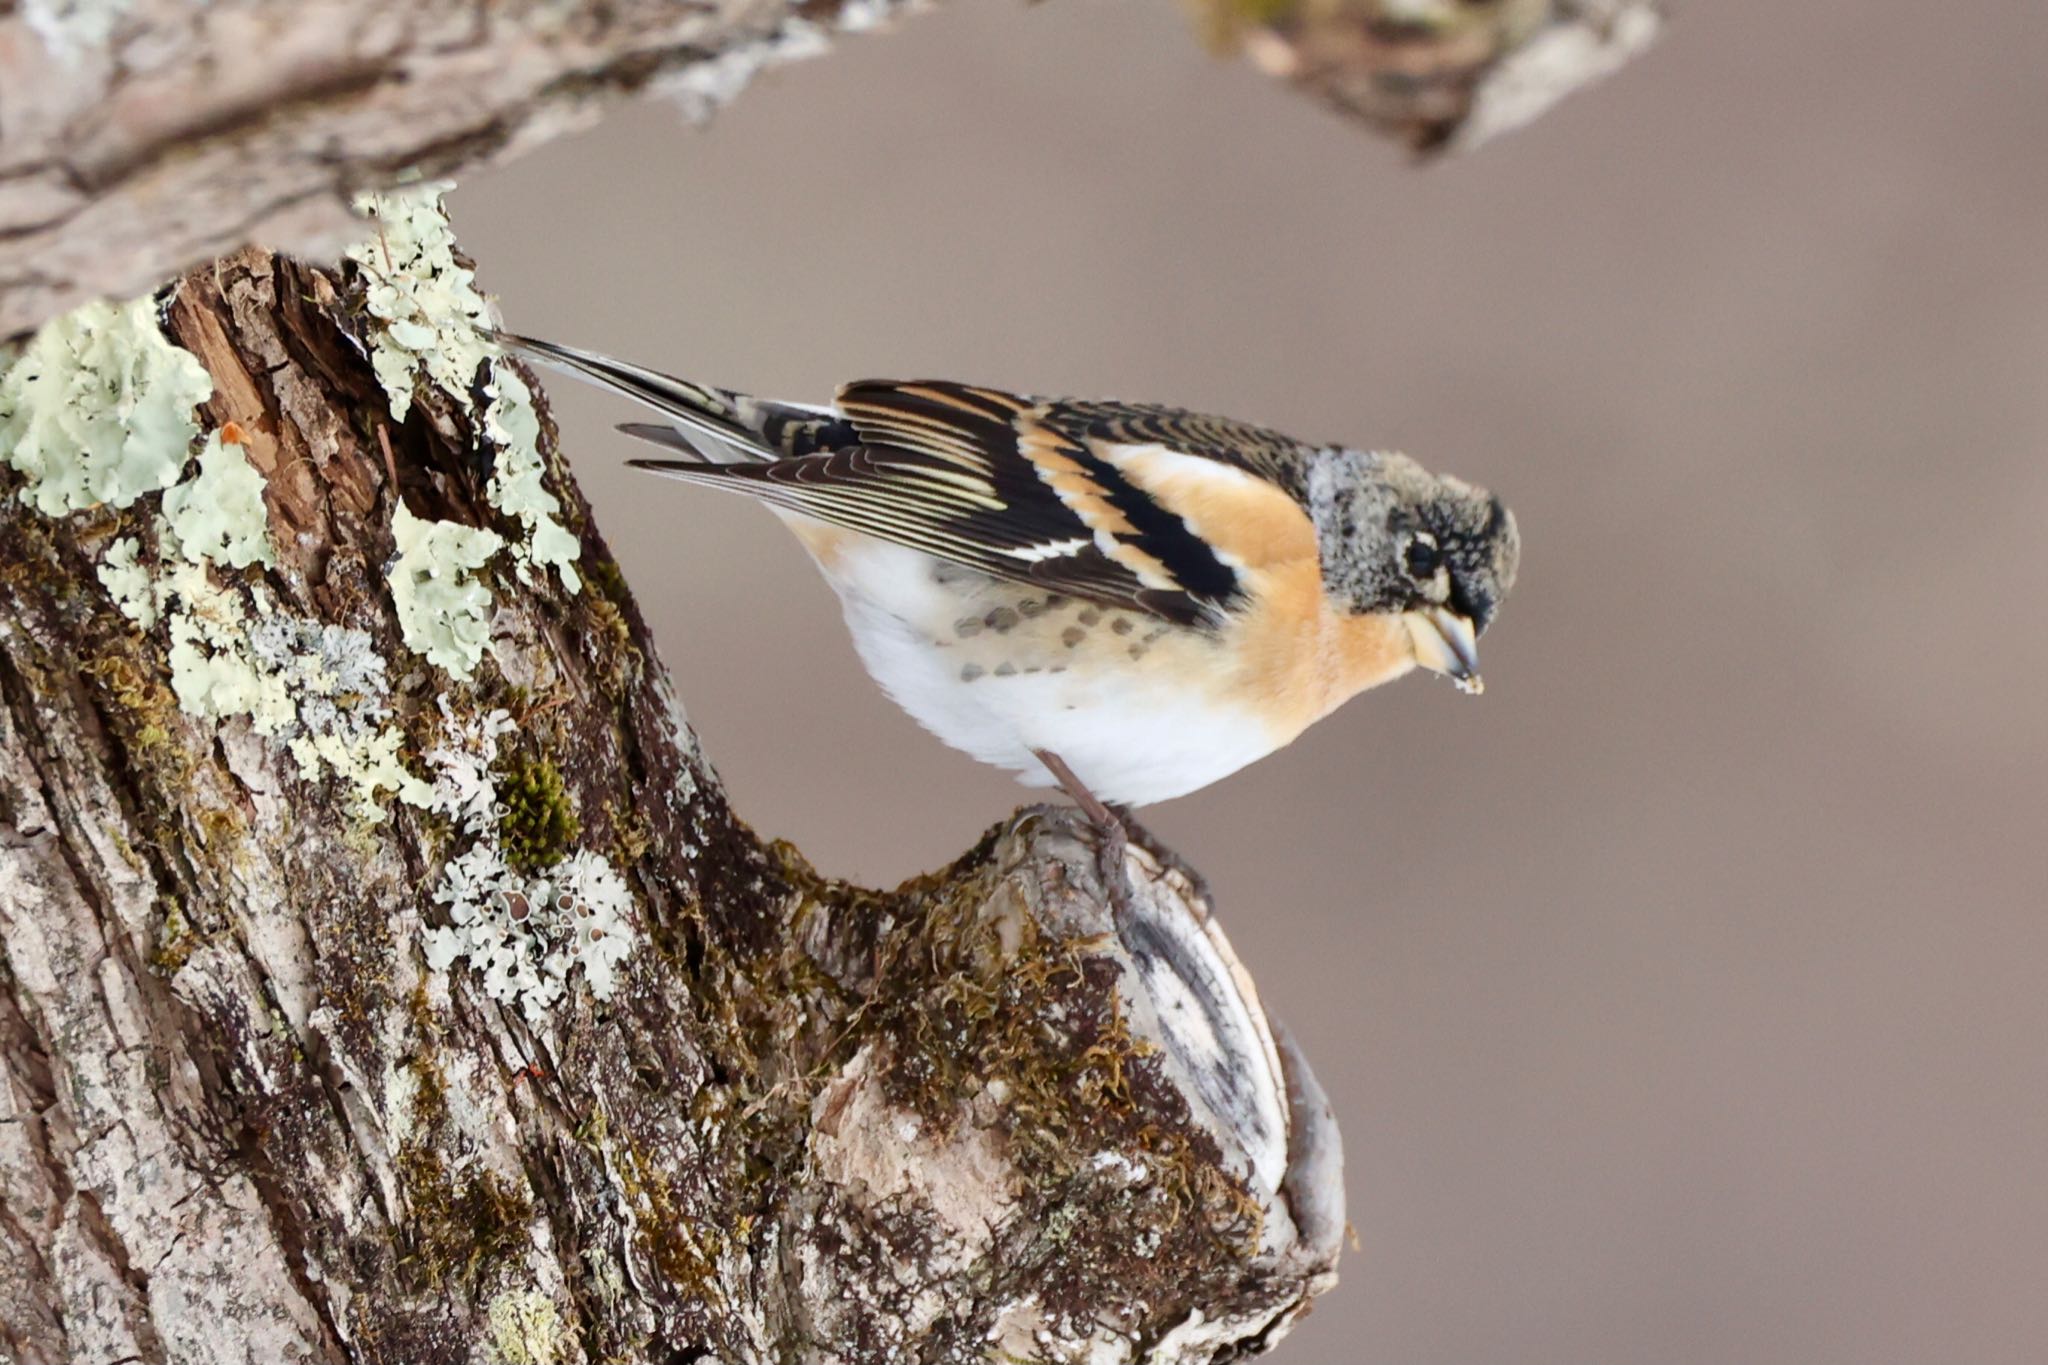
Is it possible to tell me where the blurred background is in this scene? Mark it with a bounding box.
[456,1,2048,1360]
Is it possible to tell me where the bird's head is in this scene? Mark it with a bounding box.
[1307,449,1520,694]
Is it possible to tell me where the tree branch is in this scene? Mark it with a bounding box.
[0,190,1341,1360]
[1188,0,1664,154]
[0,0,920,338]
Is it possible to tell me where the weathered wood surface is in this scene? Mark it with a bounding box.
[0,0,917,338]
[1186,0,1663,152]
[0,0,1669,345]
[0,232,1343,1363]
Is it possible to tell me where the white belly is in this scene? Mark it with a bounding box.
[807,535,1283,807]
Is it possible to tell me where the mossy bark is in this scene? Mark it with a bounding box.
[0,249,1342,1364]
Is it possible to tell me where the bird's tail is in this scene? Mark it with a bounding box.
[497,333,842,466]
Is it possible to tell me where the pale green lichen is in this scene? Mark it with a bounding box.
[388,505,503,678]
[290,728,432,823]
[159,565,297,730]
[486,1288,566,1365]
[346,184,495,421]
[0,295,211,515]
[249,615,435,819]
[102,525,425,821]
[348,188,585,595]
[98,537,157,629]
[160,434,275,569]
[482,364,581,594]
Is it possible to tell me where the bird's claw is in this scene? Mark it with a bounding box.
[1092,811,1138,923]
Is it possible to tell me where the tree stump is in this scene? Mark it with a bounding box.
[0,197,1342,1362]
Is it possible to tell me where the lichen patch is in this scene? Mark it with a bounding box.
[346,183,494,422]
[0,294,212,515]
[22,0,136,59]
[159,432,275,569]
[486,1288,568,1365]
[97,536,155,628]
[347,187,586,598]
[387,504,503,679]
[483,364,581,594]
[416,707,638,1021]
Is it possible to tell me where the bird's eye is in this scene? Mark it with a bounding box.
[1404,532,1442,579]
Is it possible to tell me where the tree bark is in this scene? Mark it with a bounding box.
[0,0,921,339]
[0,0,1671,345]
[0,209,1343,1360]
[1185,0,1664,153]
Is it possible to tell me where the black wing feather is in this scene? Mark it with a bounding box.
[534,354,1285,626]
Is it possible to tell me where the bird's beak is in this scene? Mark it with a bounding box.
[1404,606,1484,696]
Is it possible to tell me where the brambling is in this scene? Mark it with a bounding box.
[506,336,1519,844]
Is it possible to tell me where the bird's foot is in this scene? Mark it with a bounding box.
[1106,803,1211,907]
[1033,748,1141,921]
[1090,806,1139,923]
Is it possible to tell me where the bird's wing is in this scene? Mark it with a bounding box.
[1039,399,1323,495]
[627,380,1315,626]
[500,333,851,464]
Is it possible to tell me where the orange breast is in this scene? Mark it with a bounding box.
[1216,559,1418,743]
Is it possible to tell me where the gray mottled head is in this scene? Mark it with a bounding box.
[1307,448,1520,689]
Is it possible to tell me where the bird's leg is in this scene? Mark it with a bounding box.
[1032,749,1134,913]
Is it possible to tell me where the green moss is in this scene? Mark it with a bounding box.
[408,1054,450,1133]
[406,981,441,1043]
[85,647,190,782]
[315,894,401,1048]
[195,804,245,847]
[611,1142,722,1293]
[394,1144,533,1289]
[392,977,531,1289]
[495,751,579,874]
[583,593,639,699]
[1226,0,1298,25]
[601,797,650,869]
[402,986,452,1131]
[152,896,197,974]
[583,555,628,607]
[828,832,1264,1267]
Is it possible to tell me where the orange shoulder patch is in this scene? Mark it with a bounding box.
[1101,443,1315,571]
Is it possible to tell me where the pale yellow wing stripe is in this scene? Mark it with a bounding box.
[834,384,1030,484]
[1098,443,1316,572]
[1014,420,1181,591]
[842,411,990,474]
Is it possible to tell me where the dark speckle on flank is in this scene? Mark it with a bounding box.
[1061,626,1086,648]
[1078,607,1102,627]
[985,607,1020,633]
[954,616,983,638]
[1017,598,1046,618]
[1111,617,1134,636]
[960,664,984,682]
[994,662,1017,677]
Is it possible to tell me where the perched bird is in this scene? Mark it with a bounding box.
[505,336,1519,839]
